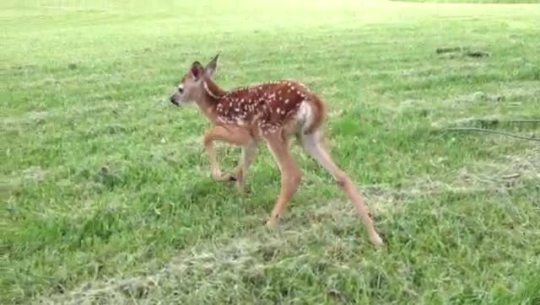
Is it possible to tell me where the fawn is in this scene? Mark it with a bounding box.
[169,54,384,246]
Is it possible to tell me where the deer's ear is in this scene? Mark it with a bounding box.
[190,61,204,80]
[204,53,220,78]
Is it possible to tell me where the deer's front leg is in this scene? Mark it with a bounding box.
[203,126,253,183]
[234,141,258,193]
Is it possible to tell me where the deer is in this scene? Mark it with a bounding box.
[169,54,384,246]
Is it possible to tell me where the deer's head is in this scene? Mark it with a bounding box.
[169,53,219,106]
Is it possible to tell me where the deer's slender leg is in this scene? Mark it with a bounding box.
[301,130,384,246]
[203,126,253,182]
[235,141,258,193]
[264,132,302,227]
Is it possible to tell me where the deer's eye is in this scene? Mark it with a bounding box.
[178,86,184,94]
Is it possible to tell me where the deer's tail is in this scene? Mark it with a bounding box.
[303,94,326,135]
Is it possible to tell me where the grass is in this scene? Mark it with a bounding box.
[395,0,539,3]
[1,0,540,304]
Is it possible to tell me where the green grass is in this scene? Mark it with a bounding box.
[2,0,540,304]
[395,0,540,3]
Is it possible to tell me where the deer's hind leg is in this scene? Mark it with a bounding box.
[264,132,302,227]
[301,130,384,246]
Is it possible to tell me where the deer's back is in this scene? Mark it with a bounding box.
[215,80,318,135]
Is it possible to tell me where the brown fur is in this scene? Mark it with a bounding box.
[195,75,323,138]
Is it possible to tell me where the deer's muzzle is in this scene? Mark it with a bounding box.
[170,95,179,106]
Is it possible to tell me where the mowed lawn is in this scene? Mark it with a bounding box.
[2,0,540,304]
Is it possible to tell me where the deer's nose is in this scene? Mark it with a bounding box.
[169,95,178,105]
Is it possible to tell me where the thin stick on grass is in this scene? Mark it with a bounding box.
[447,127,540,142]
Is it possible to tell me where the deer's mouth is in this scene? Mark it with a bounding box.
[169,95,180,106]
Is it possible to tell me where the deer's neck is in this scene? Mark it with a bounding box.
[195,78,227,123]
